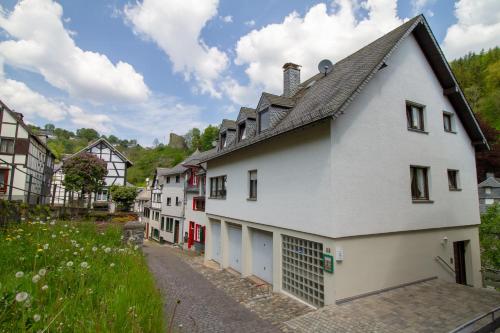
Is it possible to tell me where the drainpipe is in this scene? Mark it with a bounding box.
[181,171,186,248]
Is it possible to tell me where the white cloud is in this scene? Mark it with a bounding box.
[442,0,500,59]
[67,106,112,133]
[221,15,233,23]
[410,0,435,14]
[0,0,150,104]
[124,0,228,98]
[226,0,404,103]
[245,20,256,27]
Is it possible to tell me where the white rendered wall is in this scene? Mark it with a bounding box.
[162,175,184,218]
[206,123,332,238]
[328,34,481,238]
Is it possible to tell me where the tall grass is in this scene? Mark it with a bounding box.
[0,219,164,332]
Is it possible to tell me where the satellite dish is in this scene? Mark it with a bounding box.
[318,59,333,75]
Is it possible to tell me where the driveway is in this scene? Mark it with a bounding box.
[143,242,281,333]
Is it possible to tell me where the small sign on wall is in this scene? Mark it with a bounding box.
[335,247,344,261]
[322,253,334,273]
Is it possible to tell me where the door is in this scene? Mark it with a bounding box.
[188,221,195,248]
[211,222,222,263]
[252,230,273,284]
[146,223,149,239]
[174,220,180,243]
[453,241,467,285]
[228,226,242,272]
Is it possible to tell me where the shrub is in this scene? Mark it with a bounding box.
[110,185,138,211]
[480,203,500,269]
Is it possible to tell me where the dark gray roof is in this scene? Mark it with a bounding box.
[221,119,236,131]
[182,148,217,166]
[262,92,295,108]
[478,177,500,188]
[201,15,488,163]
[237,107,257,122]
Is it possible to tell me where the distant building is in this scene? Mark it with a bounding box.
[478,173,500,213]
[0,100,55,204]
[134,178,151,223]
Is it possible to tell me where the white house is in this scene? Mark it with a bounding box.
[200,15,488,307]
[0,100,55,204]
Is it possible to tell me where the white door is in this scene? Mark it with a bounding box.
[252,230,273,283]
[211,222,222,263]
[228,226,242,272]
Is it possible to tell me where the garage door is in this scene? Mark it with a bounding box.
[228,225,242,272]
[211,222,222,263]
[252,229,273,284]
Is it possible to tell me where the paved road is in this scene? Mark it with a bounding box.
[143,243,280,333]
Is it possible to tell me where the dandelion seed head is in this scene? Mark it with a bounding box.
[66,261,73,267]
[15,292,28,302]
[110,263,115,268]
[42,285,48,291]
[38,268,47,276]
[32,275,40,283]
[15,271,24,278]
[33,314,41,322]
[80,262,89,269]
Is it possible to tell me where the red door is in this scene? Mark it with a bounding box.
[146,223,149,239]
[188,221,195,249]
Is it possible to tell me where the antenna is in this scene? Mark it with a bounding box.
[318,59,333,76]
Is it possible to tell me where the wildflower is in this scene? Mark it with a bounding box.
[110,263,115,268]
[66,261,74,267]
[32,275,41,283]
[52,234,56,238]
[76,230,80,234]
[80,262,89,269]
[50,221,56,225]
[15,292,28,302]
[134,245,139,250]
[37,249,44,252]
[104,247,111,254]
[43,244,49,250]
[15,271,24,278]
[92,247,97,252]
[38,268,47,276]
[80,247,84,252]
[73,252,78,256]
[42,285,49,291]
[19,257,25,261]
[33,314,41,322]
[16,235,21,239]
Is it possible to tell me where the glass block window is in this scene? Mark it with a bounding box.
[282,235,324,307]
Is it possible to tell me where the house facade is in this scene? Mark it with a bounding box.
[0,100,55,204]
[201,16,488,307]
[51,138,132,207]
[478,173,500,213]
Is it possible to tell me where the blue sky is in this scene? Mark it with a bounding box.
[0,0,498,146]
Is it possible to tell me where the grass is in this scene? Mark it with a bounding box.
[0,218,164,332]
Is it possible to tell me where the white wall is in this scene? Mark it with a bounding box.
[206,123,332,238]
[328,34,481,238]
[162,175,184,218]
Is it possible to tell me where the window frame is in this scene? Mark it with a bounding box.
[447,169,461,191]
[0,138,15,154]
[220,131,227,149]
[175,175,180,183]
[443,112,455,133]
[166,197,172,206]
[406,101,426,133]
[248,170,258,200]
[258,108,271,133]
[238,122,247,141]
[410,166,431,202]
[166,176,170,184]
[209,175,227,199]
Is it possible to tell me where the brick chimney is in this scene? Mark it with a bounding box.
[283,63,301,97]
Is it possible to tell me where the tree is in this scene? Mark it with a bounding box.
[479,204,500,269]
[109,185,137,211]
[44,124,55,132]
[476,117,500,181]
[107,135,119,144]
[200,125,219,151]
[76,128,99,142]
[152,138,160,147]
[62,153,108,208]
[184,128,201,150]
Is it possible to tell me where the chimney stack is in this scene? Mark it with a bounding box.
[283,63,301,97]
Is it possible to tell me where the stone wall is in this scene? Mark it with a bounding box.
[123,221,145,247]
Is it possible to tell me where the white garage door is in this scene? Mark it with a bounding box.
[252,229,273,284]
[228,225,242,272]
[211,222,222,263]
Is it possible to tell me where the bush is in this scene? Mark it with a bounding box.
[0,219,164,331]
[480,203,500,269]
[110,186,137,211]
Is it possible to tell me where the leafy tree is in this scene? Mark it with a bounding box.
[200,125,219,151]
[76,128,99,142]
[110,185,137,211]
[476,118,500,180]
[184,128,201,150]
[479,204,500,269]
[62,153,108,208]
[44,124,55,132]
[54,128,74,140]
[107,135,120,144]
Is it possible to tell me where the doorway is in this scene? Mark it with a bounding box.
[453,241,467,285]
[174,220,180,244]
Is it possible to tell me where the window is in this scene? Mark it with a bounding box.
[220,132,227,149]
[410,166,429,201]
[193,197,205,211]
[259,108,270,132]
[485,198,494,205]
[96,189,108,201]
[166,197,171,206]
[238,122,247,141]
[210,175,227,199]
[194,224,205,243]
[175,196,181,206]
[485,187,492,195]
[406,102,425,131]
[161,217,165,230]
[166,176,170,184]
[447,169,460,190]
[175,175,180,183]
[249,170,257,199]
[443,112,454,132]
[166,218,174,232]
[0,138,14,154]
[0,169,8,193]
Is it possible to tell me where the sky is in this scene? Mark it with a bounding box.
[0,0,499,146]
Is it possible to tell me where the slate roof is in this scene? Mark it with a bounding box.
[221,119,236,130]
[136,188,151,201]
[262,92,295,108]
[201,15,488,163]
[478,177,500,188]
[237,107,257,121]
[182,148,217,167]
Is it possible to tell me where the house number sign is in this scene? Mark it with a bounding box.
[322,253,334,273]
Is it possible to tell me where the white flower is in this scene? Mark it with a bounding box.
[16,235,21,239]
[80,247,84,252]
[104,247,111,254]
[76,230,80,234]
[42,285,48,291]
[66,261,73,267]
[50,221,56,225]
[38,268,47,276]
[110,263,115,268]
[33,314,41,322]
[80,262,89,269]
[19,257,25,261]
[51,234,56,238]
[15,292,28,302]
[134,245,139,250]
[73,252,78,256]
[32,275,41,283]
[92,247,97,252]
[43,244,49,250]
[15,271,24,278]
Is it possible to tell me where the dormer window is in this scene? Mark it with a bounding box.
[220,132,227,149]
[238,122,247,141]
[259,108,270,132]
